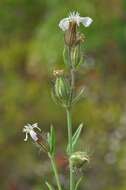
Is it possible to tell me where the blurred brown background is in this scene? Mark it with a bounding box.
[0,0,126,190]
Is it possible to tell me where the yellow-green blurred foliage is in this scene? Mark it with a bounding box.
[0,0,126,190]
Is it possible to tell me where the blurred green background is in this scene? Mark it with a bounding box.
[0,0,126,190]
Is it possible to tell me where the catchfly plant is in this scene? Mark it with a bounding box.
[23,11,93,190]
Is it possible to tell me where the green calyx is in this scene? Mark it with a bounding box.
[54,76,71,107]
[70,151,89,169]
[71,45,82,68]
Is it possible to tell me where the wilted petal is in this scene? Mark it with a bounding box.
[59,18,70,31]
[80,17,93,27]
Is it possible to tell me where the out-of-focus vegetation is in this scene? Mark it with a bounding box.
[0,0,126,190]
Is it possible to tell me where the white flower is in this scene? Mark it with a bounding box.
[59,11,93,31]
[22,123,41,142]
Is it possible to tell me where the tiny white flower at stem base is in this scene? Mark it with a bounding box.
[59,11,93,31]
[22,123,41,142]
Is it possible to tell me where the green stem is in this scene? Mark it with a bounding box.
[66,108,74,190]
[70,68,75,104]
[48,153,62,190]
[70,68,75,88]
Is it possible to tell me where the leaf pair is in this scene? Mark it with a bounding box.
[67,123,83,153]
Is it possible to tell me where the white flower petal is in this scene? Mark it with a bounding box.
[22,128,26,133]
[32,123,38,129]
[69,11,80,26]
[24,132,28,141]
[35,126,41,131]
[80,17,93,27]
[59,18,70,31]
[32,123,41,131]
[30,130,38,141]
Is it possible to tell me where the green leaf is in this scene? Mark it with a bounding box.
[47,132,51,146]
[75,177,83,190]
[45,181,54,190]
[50,125,56,156]
[67,123,83,153]
[72,123,83,150]
[72,87,85,105]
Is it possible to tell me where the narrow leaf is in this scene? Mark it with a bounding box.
[45,181,54,190]
[50,125,56,155]
[72,87,86,105]
[67,123,83,153]
[75,177,83,190]
[72,123,83,150]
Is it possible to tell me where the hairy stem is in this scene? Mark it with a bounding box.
[66,108,74,190]
[48,153,62,190]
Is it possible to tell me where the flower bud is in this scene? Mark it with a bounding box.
[70,151,89,169]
